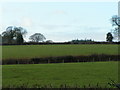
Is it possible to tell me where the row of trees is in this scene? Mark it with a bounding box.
[0,15,120,44]
[70,39,94,44]
[0,26,46,44]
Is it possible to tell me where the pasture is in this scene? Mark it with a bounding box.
[2,44,118,60]
[2,44,119,88]
[2,61,118,88]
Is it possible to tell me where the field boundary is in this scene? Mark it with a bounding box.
[2,54,120,65]
[1,42,119,46]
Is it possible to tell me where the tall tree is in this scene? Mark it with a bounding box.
[2,26,15,44]
[111,15,120,41]
[2,26,27,44]
[29,33,46,42]
[14,27,27,44]
[106,32,113,42]
[0,34,2,45]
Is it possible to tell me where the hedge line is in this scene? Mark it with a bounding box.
[1,41,120,45]
[2,54,120,65]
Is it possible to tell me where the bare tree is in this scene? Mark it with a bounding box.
[29,33,46,42]
[111,15,120,41]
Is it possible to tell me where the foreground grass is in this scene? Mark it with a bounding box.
[2,44,119,60]
[2,61,118,88]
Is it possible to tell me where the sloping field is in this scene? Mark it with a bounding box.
[2,61,118,88]
[2,44,119,60]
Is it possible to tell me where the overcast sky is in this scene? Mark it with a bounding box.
[0,1,118,42]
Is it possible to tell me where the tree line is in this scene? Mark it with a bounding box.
[0,26,46,45]
[0,15,120,45]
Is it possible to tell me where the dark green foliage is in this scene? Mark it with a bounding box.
[0,34,2,45]
[70,39,94,44]
[16,33,24,44]
[2,54,120,65]
[2,26,27,44]
[106,32,113,42]
[2,26,16,44]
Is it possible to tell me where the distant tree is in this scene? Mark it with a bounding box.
[46,40,53,43]
[70,39,93,44]
[0,34,2,44]
[29,33,46,42]
[106,32,113,42]
[71,39,79,44]
[111,15,120,41]
[2,26,27,44]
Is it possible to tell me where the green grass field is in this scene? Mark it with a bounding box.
[2,61,118,88]
[2,44,119,88]
[2,44,118,60]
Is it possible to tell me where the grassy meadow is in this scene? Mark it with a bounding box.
[2,44,119,88]
[2,61,118,88]
[2,44,118,60]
